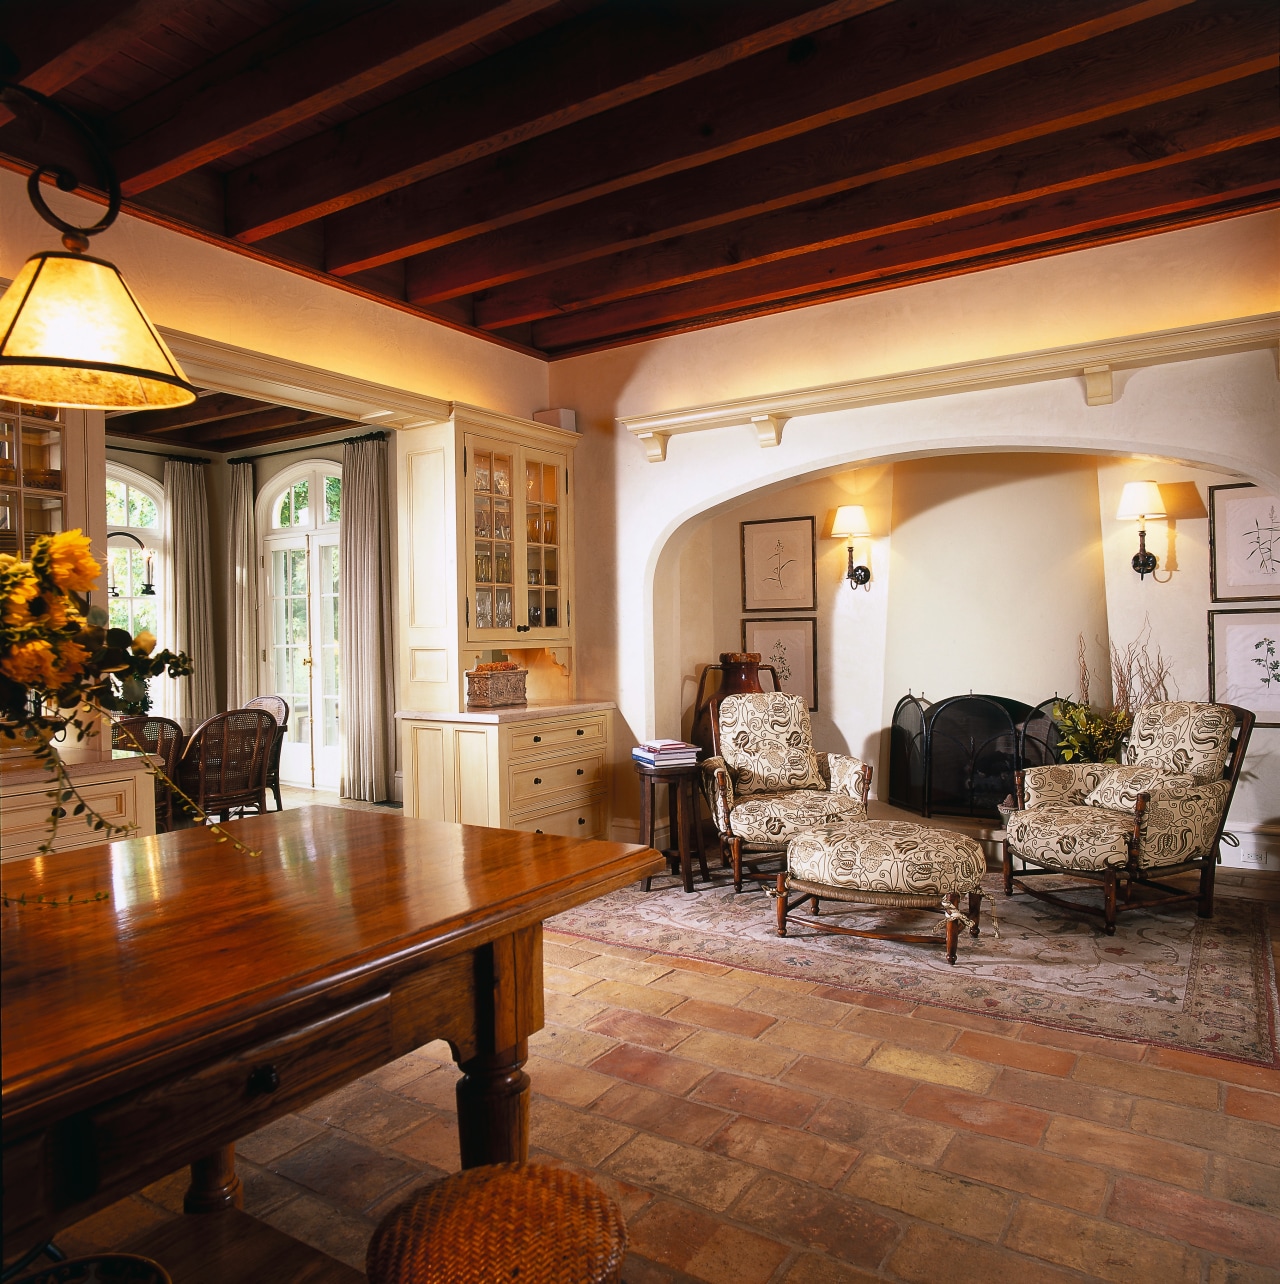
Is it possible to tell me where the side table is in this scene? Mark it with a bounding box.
[634,761,708,894]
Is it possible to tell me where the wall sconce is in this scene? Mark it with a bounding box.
[106,530,154,596]
[1116,480,1166,580]
[0,83,197,410]
[830,505,872,590]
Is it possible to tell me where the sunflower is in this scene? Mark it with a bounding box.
[44,530,101,593]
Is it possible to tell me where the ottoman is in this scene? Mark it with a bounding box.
[777,820,986,964]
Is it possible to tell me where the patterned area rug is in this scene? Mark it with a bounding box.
[550,873,1280,1066]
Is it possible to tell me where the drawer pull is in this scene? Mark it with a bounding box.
[535,828,544,834]
[534,777,542,785]
[247,1064,280,1095]
[533,735,542,743]
[578,817,586,825]
[576,768,584,776]
[576,728,585,736]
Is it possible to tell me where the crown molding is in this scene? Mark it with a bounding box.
[619,313,1280,461]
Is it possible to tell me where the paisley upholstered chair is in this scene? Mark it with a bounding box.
[1003,701,1254,934]
[703,692,871,892]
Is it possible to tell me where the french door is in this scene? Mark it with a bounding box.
[263,531,340,789]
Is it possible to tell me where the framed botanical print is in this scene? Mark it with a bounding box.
[1209,607,1280,727]
[742,616,817,711]
[1209,483,1280,602]
[741,516,816,612]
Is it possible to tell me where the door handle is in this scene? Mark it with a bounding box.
[534,777,542,785]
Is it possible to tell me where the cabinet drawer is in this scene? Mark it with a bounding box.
[1,775,143,861]
[90,994,390,1191]
[512,798,606,840]
[506,712,608,759]
[509,752,604,809]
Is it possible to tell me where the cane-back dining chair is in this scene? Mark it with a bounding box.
[179,709,275,821]
[1003,701,1254,934]
[702,692,872,892]
[243,695,289,810]
[111,715,184,831]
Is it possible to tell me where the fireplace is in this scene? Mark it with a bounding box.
[888,692,1060,820]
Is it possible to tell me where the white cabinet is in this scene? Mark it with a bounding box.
[399,703,612,836]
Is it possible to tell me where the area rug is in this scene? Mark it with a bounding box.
[549,873,1280,1066]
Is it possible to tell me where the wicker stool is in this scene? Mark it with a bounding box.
[366,1162,627,1284]
[777,820,986,964]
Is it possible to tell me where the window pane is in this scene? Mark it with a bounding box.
[131,490,159,528]
[325,475,341,524]
[292,480,309,527]
[276,493,290,528]
[106,478,127,526]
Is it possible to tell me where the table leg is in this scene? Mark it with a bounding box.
[184,1145,243,1213]
[640,776,655,890]
[675,781,694,894]
[456,1039,530,1167]
[688,779,708,880]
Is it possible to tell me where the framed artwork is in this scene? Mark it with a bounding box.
[1209,607,1280,727]
[741,516,816,612]
[742,616,818,711]
[1209,483,1280,602]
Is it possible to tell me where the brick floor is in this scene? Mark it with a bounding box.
[50,869,1280,1282]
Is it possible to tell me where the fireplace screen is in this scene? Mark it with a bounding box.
[889,693,1060,820]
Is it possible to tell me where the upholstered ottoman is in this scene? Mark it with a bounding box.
[776,820,986,964]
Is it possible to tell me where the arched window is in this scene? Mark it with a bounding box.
[105,463,165,642]
[256,461,343,789]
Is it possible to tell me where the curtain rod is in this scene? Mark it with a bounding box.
[106,444,211,464]
[226,428,386,466]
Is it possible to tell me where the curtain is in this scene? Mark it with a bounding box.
[161,460,217,732]
[225,461,260,708]
[340,434,396,801]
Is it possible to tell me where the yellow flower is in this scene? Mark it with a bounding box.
[131,629,156,655]
[2,570,40,626]
[46,530,101,593]
[56,640,90,681]
[1,639,59,688]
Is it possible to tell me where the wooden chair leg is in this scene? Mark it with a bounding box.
[776,872,788,936]
[945,893,960,965]
[730,837,743,893]
[968,891,982,937]
[810,895,820,913]
[1002,841,1013,895]
[1198,850,1217,919]
[1103,871,1117,935]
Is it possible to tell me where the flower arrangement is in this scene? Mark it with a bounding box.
[1,531,252,895]
[1051,697,1133,764]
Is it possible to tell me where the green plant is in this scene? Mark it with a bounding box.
[1052,697,1133,764]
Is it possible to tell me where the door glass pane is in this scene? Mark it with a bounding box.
[543,464,557,503]
[495,587,512,629]
[0,417,14,488]
[522,456,561,631]
[493,499,511,540]
[494,541,512,586]
[0,491,14,555]
[475,541,492,584]
[493,453,511,496]
[544,590,558,629]
[543,547,558,586]
[474,495,491,538]
[473,450,491,493]
[526,460,541,502]
[22,495,62,553]
[271,548,310,745]
[319,545,339,749]
[475,587,493,629]
[20,421,62,490]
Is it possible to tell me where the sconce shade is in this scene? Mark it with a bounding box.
[830,504,871,538]
[0,250,197,409]
[1116,480,1166,522]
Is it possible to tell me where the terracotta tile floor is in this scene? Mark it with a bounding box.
[51,854,1280,1282]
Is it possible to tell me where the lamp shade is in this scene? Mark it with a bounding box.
[1115,480,1166,521]
[830,504,871,539]
[0,250,197,409]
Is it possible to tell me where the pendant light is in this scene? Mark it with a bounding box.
[0,83,196,410]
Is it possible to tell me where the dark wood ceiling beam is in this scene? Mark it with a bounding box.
[407,18,1276,308]
[107,393,267,436]
[529,141,1280,353]
[326,0,1203,276]
[191,414,352,451]
[224,0,894,242]
[190,407,338,443]
[0,0,175,126]
[114,0,559,195]
[471,73,1280,327]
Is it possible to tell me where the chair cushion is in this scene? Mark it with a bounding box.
[1083,765,1197,811]
[718,693,825,796]
[729,790,866,845]
[1005,804,1134,871]
[1125,702,1235,781]
[788,820,986,895]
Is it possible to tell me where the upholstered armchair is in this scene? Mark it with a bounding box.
[703,692,872,892]
[1003,701,1254,934]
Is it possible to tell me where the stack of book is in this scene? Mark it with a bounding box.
[632,739,700,768]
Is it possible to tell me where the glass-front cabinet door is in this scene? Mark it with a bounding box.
[465,433,570,645]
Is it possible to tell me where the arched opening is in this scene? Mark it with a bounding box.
[256,459,343,790]
[105,462,165,646]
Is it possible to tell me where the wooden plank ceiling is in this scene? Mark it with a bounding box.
[2,0,1277,364]
[105,390,356,450]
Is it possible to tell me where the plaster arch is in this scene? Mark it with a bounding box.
[619,348,1278,748]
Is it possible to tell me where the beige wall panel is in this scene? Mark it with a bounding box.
[408,724,447,821]
[454,729,493,826]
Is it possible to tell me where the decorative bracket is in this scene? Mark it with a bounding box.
[1083,364,1114,406]
[545,647,572,676]
[637,431,669,462]
[751,413,786,447]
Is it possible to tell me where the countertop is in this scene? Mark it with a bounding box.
[396,700,615,725]
[0,744,154,789]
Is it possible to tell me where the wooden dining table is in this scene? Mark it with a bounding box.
[1,806,663,1257]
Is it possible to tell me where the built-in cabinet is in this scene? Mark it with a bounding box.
[398,702,613,835]
[396,405,614,834]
